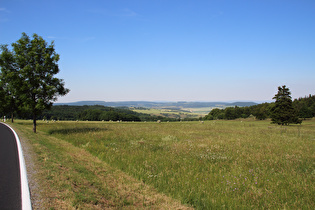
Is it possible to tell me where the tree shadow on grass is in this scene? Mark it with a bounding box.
[48,127,108,135]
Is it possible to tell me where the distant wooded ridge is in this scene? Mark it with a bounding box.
[55,101,258,108]
[33,94,315,121]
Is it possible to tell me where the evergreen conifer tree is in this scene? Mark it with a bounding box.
[271,85,301,125]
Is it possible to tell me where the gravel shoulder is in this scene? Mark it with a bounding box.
[15,126,47,209]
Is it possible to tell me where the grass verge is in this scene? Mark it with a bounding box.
[9,119,315,209]
[10,121,193,209]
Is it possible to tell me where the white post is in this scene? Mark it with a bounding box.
[4,116,6,122]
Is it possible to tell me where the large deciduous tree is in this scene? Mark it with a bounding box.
[0,45,21,122]
[270,85,301,125]
[0,33,69,132]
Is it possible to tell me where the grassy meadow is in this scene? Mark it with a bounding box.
[132,108,202,119]
[11,119,315,209]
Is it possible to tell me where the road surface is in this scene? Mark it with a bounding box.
[0,123,32,209]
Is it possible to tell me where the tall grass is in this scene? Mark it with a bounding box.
[12,120,191,209]
[38,120,314,209]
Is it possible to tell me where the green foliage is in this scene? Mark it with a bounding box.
[40,105,176,122]
[251,103,271,120]
[204,106,251,120]
[204,90,314,121]
[204,108,224,120]
[0,45,22,121]
[79,109,141,122]
[41,105,123,121]
[224,107,237,120]
[271,85,301,125]
[294,94,315,119]
[0,33,69,131]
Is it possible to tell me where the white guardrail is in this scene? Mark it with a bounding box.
[3,123,32,210]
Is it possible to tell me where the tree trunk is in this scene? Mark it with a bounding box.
[11,113,14,123]
[33,115,37,133]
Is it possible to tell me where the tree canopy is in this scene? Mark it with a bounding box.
[0,33,69,132]
[204,90,314,122]
[270,85,301,125]
[40,105,177,122]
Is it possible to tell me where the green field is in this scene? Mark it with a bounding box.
[11,119,315,209]
[181,107,216,115]
[132,108,203,119]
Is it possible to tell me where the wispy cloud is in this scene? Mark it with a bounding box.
[87,8,109,15]
[47,36,57,39]
[121,8,138,17]
[0,8,10,13]
[0,7,10,22]
[46,36,67,40]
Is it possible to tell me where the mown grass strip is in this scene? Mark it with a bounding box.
[11,121,193,209]
[33,119,315,209]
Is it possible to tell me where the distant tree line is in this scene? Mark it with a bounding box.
[2,94,314,123]
[293,94,315,119]
[204,103,268,120]
[38,105,180,122]
[204,94,315,122]
[40,91,314,123]
[40,105,142,121]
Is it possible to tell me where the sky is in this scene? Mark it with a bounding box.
[0,0,314,103]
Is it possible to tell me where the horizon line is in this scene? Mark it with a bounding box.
[55,100,272,104]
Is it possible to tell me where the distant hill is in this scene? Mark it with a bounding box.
[229,102,258,107]
[55,101,257,108]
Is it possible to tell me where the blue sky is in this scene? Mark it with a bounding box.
[1,0,314,103]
